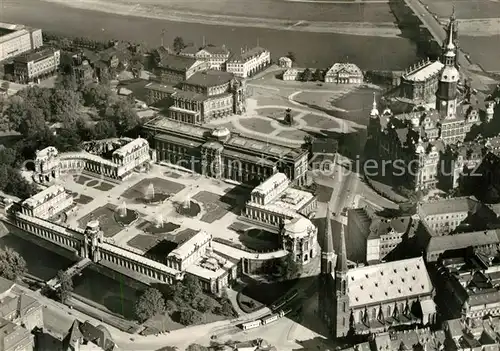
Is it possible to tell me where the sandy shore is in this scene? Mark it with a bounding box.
[41,0,402,37]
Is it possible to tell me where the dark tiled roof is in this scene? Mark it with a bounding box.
[184,70,234,88]
[14,48,57,64]
[202,45,230,56]
[228,46,267,63]
[159,54,196,72]
[173,90,208,102]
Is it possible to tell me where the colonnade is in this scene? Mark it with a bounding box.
[15,213,83,251]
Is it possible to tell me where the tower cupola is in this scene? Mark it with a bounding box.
[370,92,379,117]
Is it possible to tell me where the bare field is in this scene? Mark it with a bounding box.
[420,0,500,19]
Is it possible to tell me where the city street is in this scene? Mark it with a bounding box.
[403,0,490,91]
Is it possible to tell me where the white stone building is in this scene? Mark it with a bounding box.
[281,216,318,264]
[282,68,300,81]
[324,63,363,84]
[21,185,73,219]
[244,173,317,227]
[33,138,151,184]
[278,56,292,68]
[226,47,271,78]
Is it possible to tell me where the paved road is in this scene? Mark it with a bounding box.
[403,0,487,90]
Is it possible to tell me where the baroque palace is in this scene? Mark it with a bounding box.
[367,12,493,191]
[143,118,309,186]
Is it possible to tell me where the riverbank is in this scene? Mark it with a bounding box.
[0,0,419,69]
[40,0,401,36]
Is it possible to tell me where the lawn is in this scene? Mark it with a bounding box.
[239,228,280,251]
[302,114,339,130]
[127,234,161,251]
[95,182,115,191]
[193,191,236,223]
[73,193,94,205]
[73,175,92,185]
[239,118,275,134]
[121,178,185,201]
[78,204,127,238]
[332,86,381,125]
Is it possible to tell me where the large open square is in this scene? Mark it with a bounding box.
[58,166,270,255]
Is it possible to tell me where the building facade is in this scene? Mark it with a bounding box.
[154,54,211,84]
[324,63,363,84]
[281,217,318,264]
[0,22,43,62]
[226,47,271,78]
[21,185,73,219]
[13,48,60,83]
[318,209,437,338]
[399,59,444,102]
[33,138,151,184]
[244,173,317,227]
[144,119,309,185]
[168,70,246,123]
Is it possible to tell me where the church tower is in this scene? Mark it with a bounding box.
[436,13,459,119]
[367,92,380,142]
[332,222,350,338]
[318,205,336,328]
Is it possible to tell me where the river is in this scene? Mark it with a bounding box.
[0,0,419,70]
[0,228,140,319]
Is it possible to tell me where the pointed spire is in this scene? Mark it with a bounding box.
[370,92,379,117]
[451,5,456,21]
[336,223,348,273]
[324,204,334,254]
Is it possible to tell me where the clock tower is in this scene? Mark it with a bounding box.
[436,12,459,119]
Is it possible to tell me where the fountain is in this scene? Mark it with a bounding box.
[183,194,191,209]
[144,213,180,234]
[176,194,201,217]
[141,182,170,204]
[155,213,164,228]
[144,183,155,202]
[113,200,139,226]
[117,201,127,217]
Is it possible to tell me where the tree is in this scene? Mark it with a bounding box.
[185,344,209,351]
[91,120,117,140]
[105,99,140,136]
[50,89,81,123]
[135,288,166,322]
[18,107,46,137]
[300,68,312,82]
[56,270,73,303]
[313,68,323,81]
[0,247,27,281]
[217,300,236,317]
[5,95,26,131]
[179,308,204,326]
[192,295,216,313]
[184,275,203,302]
[173,36,186,53]
[286,51,296,63]
[277,254,301,280]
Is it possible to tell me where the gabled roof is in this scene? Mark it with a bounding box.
[346,257,432,308]
[184,70,234,88]
[158,54,197,72]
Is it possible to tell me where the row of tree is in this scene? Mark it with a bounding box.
[135,276,236,325]
[0,71,143,199]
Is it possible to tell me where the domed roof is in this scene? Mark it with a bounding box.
[283,217,313,237]
[212,127,230,138]
[440,66,459,83]
[87,220,100,229]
